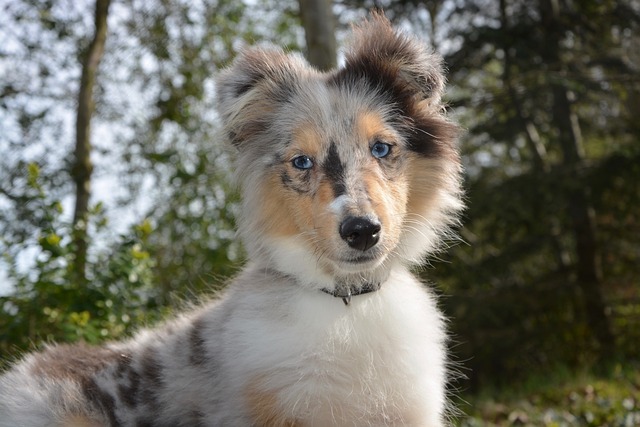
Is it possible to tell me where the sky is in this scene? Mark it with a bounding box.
[0,1,148,294]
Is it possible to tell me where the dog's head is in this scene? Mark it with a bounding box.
[216,13,463,292]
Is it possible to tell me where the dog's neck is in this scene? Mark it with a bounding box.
[261,265,390,306]
[319,281,381,306]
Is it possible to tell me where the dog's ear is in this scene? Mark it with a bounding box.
[336,11,445,107]
[216,46,307,147]
[331,12,458,158]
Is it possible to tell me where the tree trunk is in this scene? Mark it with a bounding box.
[552,84,616,355]
[539,0,616,357]
[500,0,548,173]
[500,0,574,271]
[298,0,337,71]
[72,0,111,285]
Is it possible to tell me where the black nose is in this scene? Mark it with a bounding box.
[339,216,381,251]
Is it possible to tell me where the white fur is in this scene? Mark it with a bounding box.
[222,265,447,426]
[329,194,352,215]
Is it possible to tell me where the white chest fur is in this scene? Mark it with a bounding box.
[223,267,448,426]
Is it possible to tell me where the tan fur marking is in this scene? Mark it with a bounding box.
[357,111,385,139]
[313,179,339,243]
[364,175,390,228]
[315,180,335,211]
[364,171,407,248]
[245,377,303,427]
[258,122,324,240]
[291,123,321,158]
[59,414,101,427]
[258,174,301,237]
[294,195,314,233]
[356,111,397,143]
[406,156,448,216]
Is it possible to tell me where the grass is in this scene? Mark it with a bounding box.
[454,363,640,426]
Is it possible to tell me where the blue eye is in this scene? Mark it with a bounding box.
[371,141,391,159]
[292,155,313,170]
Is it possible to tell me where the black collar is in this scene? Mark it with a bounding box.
[260,267,381,306]
[320,282,380,306]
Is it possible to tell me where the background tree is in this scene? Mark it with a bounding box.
[72,0,111,285]
[437,0,640,386]
[539,0,615,357]
[298,0,337,70]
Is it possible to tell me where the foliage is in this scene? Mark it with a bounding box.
[435,144,640,385]
[457,364,640,426]
[0,163,162,365]
[425,0,640,389]
[0,0,88,245]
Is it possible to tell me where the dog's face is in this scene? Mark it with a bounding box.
[217,15,463,288]
[255,97,410,274]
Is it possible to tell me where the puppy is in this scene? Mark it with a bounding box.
[0,13,463,426]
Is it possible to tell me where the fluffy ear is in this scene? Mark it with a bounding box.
[216,46,308,146]
[335,11,445,105]
[331,12,458,158]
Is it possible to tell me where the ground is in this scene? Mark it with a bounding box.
[456,363,640,427]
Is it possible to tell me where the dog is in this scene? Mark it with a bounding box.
[0,13,463,426]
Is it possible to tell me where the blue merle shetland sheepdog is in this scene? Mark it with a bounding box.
[0,13,463,427]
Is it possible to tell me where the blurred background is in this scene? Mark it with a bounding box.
[0,0,638,424]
